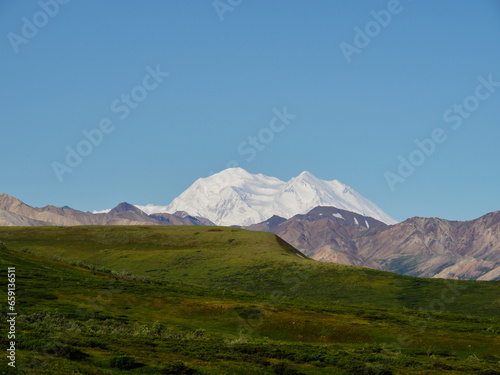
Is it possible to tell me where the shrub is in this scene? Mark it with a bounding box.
[56,346,89,361]
[271,362,306,375]
[480,370,500,375]
[78,338,108,349]
[110,355,137,370]
[18,338,51,351]
[190,328,207,340]
[151,321,163,336]
[434,361,452,370]
[159,360,197,374]
[363,364,393,375]
[131,322,150,336]
[468,354,481,363]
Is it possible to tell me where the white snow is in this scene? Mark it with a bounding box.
[332,213,344,220]
[365,220,370,228]
[354,217,359,226]
[134,204,170,215]
[125,168,397,226]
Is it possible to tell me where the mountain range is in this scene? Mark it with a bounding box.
[245,206,500,281]
[1,168,499,280]
[0,194,213,227]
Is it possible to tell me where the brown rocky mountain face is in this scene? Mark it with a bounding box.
[245,215,287,232]
[0,210,49,226]
[246,206,500,281]
[354,213,500,280]
[0,194,123,225]
[108,202,148,216]
[246,207,387,267]
[265,207,383,255]
[0,194,213,227]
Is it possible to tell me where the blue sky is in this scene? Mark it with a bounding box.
[1,0,499,222]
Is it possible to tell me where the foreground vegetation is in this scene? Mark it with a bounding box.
[0,226,499,374]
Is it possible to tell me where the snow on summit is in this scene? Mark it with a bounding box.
[135,168,397,226]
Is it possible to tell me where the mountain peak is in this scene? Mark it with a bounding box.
[295,171,318,181]
[0,193,22,203]
[298,170,314,177]
[159,169,397,226]
[108,202,146,216]
[212,167,253,179]
[0,193,27,211]
[222,167,249,174]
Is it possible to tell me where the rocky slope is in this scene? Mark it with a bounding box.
[354,212,500,280]
[0,194,213,227]
[247,206,500,281]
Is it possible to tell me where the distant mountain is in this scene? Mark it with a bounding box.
[0,209,49,226]
[246,206,388,267]
[149,212,215,226]
[245,215,287,232]
[134,168,397,226]
[108,202,148,216]
[352,212,500,281]
[0,194,213,227]
[249,206,500,280]
[0,194,134,226]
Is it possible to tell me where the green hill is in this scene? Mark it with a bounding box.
[1,226,499,317]
[0,226,499,374]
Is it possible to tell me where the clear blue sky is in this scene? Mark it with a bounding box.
[1,0,500,222]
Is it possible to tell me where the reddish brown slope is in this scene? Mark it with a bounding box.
[248,205,500,280]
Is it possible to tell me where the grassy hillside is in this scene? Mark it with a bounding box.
[1,226,499,317]
[0,226,499,374]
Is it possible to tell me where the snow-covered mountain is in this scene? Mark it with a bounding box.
[134,168,397,226]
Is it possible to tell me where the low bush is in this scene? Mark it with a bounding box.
[56,346,89,361]
[159,360,197,374]
[271,362,306,375]
[110,355,137,370]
